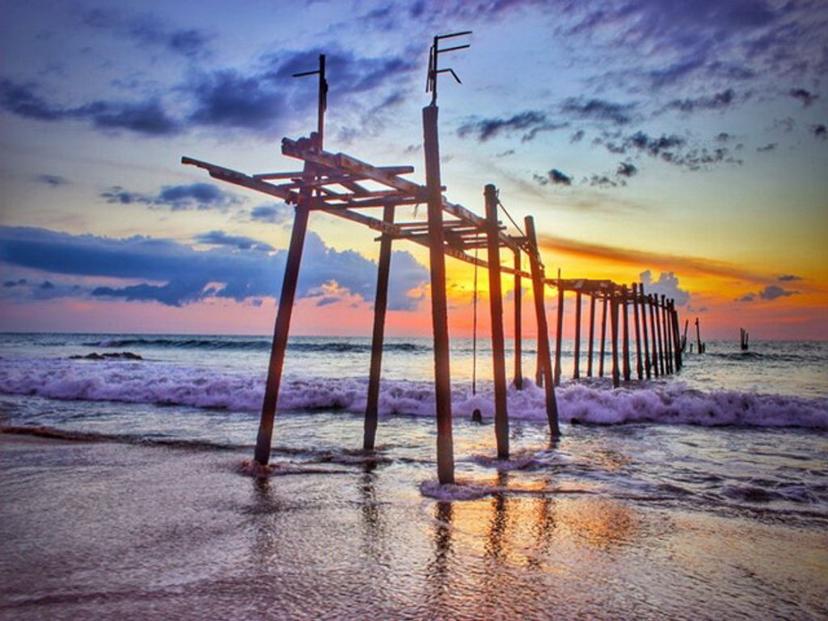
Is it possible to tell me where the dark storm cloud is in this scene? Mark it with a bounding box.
[186,70,285,131]
[559,97,635,125]
[0,227,428,310]
[662,89,737,114]
[194,231,274,252]
[100,183,242,211]
[788,88,818,107]
[0,79,180,136]
[457,111,566,142]
[82,9,213,59]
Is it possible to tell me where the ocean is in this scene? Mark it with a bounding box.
[1,333,827,619]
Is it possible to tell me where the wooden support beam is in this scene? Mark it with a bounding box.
[610,295,620,388]
[661,294,672,374]
[599,296,608,377]
[622,285,631,382]
[254,195,311,465]
[485,185,510,460]
[639,282,651,380]
[648,293,661,377]
[363,204,394,452]
[423,104,454,485]
[554,285,564,386]
[671,301,682,371]
[632,283,643,380]
[525,216,560,436]
[513,249,523,389]
[587,295,596,377]
[573,291,582,379]
[654,294,666,376]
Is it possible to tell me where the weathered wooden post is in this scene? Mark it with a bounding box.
[525,216,560,436]
[573,291,582,379]
[639,282,651,379]
[554,283,564,386]
[654,294,666,375]
[610,291,620,388]
[599,296,608,377]
[513,249,523,389]
[631,283,643,379]
[695,317,704,354]
[484,184,510,460]
[661,294,672,374]
[364,204,395,451]
[254,55,328,466]
[649,294,661,377]
[671,300,682,371]
[423,102,454,484]
[587,294,596,377]
[621,285,631,382]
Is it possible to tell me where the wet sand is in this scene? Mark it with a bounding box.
[1,432,826,620]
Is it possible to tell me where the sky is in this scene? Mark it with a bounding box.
[0,0,826,340]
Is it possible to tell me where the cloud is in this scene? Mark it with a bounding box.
[0,226,428,310]
[715,132,734,143]
[535,168,572,186]
[736,293,755,303]
[194,231,274,252]
[186,70,286,131]
[662,88,737,113]
[100,183,241,211]
[250,203,292,224]
[586,174,620,188]
[559,97,635,125]
[756,143,776,152]
[640,270,690,305]
[35,174,68,187]
[0,79,180,136]
[570,129,585,143]
[758,285,798,300]
[813,124,827,140]
[496,149,516,158]
[601,130,742,171]
[616,161,638,177]
[538,233,769,284]
[778,274,802,282]
[789,88,818,107]
[82,9,213,59]
[457,111,566,142]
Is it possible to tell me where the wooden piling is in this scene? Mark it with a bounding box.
[654,295,666,375]
[599,296,608,377]
[610,293,620,388]
[513,250,523,389]
[423,104,454,484]
[661,294,672,374]
[525,216,560,436]
[622,285,631,382]
[632,283,643,380]
[639,283,651,379]
[554,284,564,386]
[695,317,703,354]
[363,204,394,451]
[671,300,682,371]
[484,184,510,460]
[587,295,596,377]
[649,294,661,377]
[254,200,311,465]
[573,291,582,379]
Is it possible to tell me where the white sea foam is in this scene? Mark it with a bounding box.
[0,357,826,428]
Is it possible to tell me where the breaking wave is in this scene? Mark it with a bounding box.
[0,357,826,429]
[80,337,429,354]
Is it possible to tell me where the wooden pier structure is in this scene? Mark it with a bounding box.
[182,37,684,484]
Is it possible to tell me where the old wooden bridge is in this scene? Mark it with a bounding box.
[183,36,685,484]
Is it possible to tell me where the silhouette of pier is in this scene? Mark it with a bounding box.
[183,36,684,484]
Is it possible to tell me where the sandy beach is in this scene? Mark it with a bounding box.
[2,430,826,620]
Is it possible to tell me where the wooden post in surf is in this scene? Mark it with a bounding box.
[484,184,510,460]
[621,285,631,382]
[632,283,643,380]
[695,317,703,354]
[654,294,666,375]
[554,282,564,386]
[525,216,560,436]
[255,56,328,466]
[598,296,608,377]
[639,282,651,379]
[573,291,582,379]
[364,204,395,451]
[662,294,672,374]
[587,294,596,377]
[423,102,454,484]
[513,249,523,389]
[610,290,620,388]
[647,293,664,377]
[671,300,682,371]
